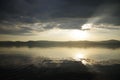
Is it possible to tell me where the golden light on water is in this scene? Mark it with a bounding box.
[74,53,84,61]
[74,53,88,65]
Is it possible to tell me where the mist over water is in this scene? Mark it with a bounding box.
[0,47,120,80]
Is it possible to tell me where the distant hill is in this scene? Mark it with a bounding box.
[0,40,120,48]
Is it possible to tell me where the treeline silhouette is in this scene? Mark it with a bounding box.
[0,40,120,48]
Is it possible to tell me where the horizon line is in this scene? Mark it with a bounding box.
[0,39,120,42]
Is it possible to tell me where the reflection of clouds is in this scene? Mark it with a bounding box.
[0,54,119,80]
[94,59,120,65]
[0,54,87,70]
[0,54,32,67]
[0,47,120,67]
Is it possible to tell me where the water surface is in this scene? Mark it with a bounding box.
[0,47,120,80]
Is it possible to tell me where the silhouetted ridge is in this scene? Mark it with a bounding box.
[0,40,120,48]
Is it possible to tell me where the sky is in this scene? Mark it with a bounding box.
[0,0,120,41]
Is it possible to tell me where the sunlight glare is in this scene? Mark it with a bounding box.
[81,23,93,30]
[74,53,88,65]
[70,30,88,40]
[74,53,84,61]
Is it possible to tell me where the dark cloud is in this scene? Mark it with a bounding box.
[0,18,87,35]
[0,0,119,20]
[96,17,120,25]
[0,23,33,35]
[0,0,120,35]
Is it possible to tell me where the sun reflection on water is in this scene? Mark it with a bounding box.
[73,53,95,65]
[73,53,88,65]
[74,53,84,61]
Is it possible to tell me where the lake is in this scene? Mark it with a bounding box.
[0,47,120,80]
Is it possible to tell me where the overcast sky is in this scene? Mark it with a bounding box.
[0,0,120,41]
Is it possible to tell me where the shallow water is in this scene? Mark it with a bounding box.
[0,47,120,65]
[0,47,120,80]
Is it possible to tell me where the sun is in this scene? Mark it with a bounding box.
[70,30,89,40]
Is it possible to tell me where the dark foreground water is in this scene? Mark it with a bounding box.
[0,47,120,80]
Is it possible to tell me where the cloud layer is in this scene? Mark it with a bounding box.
[0,0,120,35]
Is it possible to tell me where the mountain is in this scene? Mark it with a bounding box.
[0,40,120,48]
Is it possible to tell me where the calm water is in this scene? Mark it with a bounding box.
[0,47,120,80]
[0,47,120,65]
